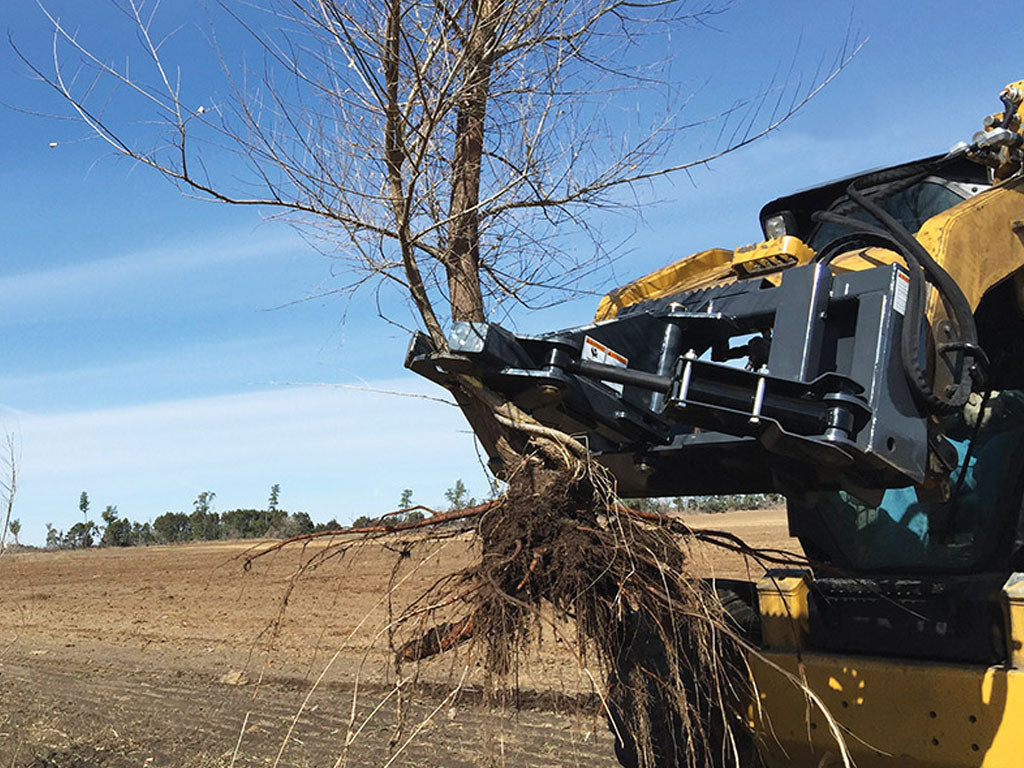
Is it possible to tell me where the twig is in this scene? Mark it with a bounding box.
[242,500,499,565]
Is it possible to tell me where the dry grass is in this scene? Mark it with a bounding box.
[0,504,808,768]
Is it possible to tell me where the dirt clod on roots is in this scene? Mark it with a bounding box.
[250,448,757,768]
[410,454,754,768]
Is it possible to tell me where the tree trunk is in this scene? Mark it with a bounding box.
[446,0,499,323]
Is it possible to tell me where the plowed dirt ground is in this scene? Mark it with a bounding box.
[0,508,795,767]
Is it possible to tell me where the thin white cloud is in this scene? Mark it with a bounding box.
[19,384,453,473]
[0,334,320,402]
[0,226,302,306]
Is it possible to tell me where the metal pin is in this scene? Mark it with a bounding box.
[678,350,696,404]
[750,376,767,423]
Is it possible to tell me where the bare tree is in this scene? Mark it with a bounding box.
[20,1,855,467]
[22,2,854,335]
[18,3,857,765]
[0,434,18,560]
[20,0,856,467]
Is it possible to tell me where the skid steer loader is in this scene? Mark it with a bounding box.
[407,80,1024,767]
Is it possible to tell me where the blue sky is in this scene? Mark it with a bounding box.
[0,0,1017,542]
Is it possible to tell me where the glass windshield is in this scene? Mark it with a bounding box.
[794,390,1024,572]
[808,180,966,250]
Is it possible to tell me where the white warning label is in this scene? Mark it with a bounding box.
[583,336,629,395]
[893,269,910,315]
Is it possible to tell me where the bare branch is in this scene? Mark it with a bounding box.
[25,0,854,331]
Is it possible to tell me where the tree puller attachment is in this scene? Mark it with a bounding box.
[409,80,1024,767]
[409,85,1024,507]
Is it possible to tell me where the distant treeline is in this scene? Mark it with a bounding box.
[44,507,436,549]
[624,493,785,515]
[42,484,451,550]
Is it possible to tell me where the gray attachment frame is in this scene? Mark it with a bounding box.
[406,263,927,498]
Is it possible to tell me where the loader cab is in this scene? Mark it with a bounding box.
[788,388,1024,576]
[753,154,1024,573]
[757,153,990,247]
[763,156,1024,666]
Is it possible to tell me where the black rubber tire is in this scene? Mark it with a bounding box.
[714,580,761,645]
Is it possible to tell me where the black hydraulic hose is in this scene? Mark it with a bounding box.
[844,182,982,412]
[845,184,975,329]
[825,169,933,219]
[812,210,932,408]
[848,161,936,188]
[811,203,978,414]
[810,223,910,266]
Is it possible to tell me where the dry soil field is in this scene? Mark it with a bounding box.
[0,508,796,768]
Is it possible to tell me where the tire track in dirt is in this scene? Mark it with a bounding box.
[0,639,619,768]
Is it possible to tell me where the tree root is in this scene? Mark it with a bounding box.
[246,448,802,767]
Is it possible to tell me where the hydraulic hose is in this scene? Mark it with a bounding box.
[812,212,938,410]
[844,181,983,412]
[812,181,985,415]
